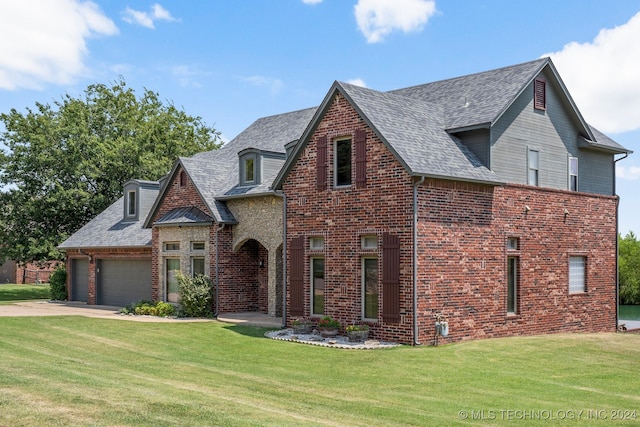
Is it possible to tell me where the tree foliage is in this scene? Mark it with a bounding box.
[0,78,221,263]
[619,231,640,305]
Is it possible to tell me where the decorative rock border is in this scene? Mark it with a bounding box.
[265,328,400,350]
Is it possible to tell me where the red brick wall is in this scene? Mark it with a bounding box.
[417,182,618,344]
[282,91,618,345]
[283,92,415,343]
[150,167,211,224]
[15,261,59,284]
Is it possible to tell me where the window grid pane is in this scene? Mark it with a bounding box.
[335,139,352,186]
[363,258,378,319]
[312,258,324,315]
[569,256,586,293]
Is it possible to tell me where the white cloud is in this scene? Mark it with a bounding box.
[0,0,117,90]
[302,0,323,4]
[543,12,640,134]
[354,0,436,43]
[617,164,640,180]
[122,3,176,29]
[347,78,367,87]
[171,65,208,88]
[242,75,284,95]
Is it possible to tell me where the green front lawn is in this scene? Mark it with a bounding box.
[0,316,639,426]
[0,283,50,304]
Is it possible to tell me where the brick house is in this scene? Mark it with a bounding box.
[272,57,630,344]
[60,57,629,344]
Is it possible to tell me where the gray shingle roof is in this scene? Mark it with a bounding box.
[167,107,316,223]
[59,181,159,249]
[339,81,501,184]
[389,58,549,130]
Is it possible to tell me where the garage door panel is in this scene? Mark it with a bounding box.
[71,259,89,302]
[98,259,152,307]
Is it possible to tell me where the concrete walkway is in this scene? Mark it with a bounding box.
[619,319,640,330]
[217,312,282,328]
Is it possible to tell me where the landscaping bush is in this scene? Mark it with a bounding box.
[119,300,176,317]
[49,265,67,301]
[177,273,214,318]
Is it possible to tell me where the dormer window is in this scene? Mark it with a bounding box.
[245,157,255,183]
[127,190,136,218]
[239,150,259,187]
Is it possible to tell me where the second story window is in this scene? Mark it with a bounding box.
[335,138,352,187]
[569,157,578,191]
[245,157,255,183]
[528,149,539,186]
[127,190,136,217]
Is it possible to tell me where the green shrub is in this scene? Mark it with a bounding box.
[177,273,213,318]
[155,301,176,317]
[120,300,176,317]
[49,265,67,301]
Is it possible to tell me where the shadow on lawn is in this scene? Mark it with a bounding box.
[221,323,275,338]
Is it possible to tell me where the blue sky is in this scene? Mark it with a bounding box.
[1,0,640,233]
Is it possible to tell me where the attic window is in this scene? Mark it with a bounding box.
[127,190,136,217]
[534,79,546,110]
[239,151,259,186]
[179,171,187,187]
[245,158,255,183]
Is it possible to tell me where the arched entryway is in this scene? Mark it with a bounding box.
[230,237,282,316]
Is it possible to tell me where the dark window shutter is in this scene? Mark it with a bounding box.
[534,79,546,110]
[355,129,367,188]
[290,236,305,316]
[316,136,327,191]
[382,233,400,323]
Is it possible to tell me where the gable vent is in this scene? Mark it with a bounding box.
[534,78,546,111]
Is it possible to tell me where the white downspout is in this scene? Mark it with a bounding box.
[413,176,425,345]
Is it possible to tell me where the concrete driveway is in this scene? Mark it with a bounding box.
[0,301,282,327]
[0,301,211,322]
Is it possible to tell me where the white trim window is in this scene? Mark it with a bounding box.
[569,157,578,191]
[569,256,586,293]
[528,149,539,186]
[127,190,136,217]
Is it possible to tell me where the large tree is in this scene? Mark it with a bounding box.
[0,78,221,263]
[619,231,640,305]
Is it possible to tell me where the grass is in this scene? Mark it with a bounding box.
[0,317,639,426]
[0,283,50,304]
[619,305,640,320]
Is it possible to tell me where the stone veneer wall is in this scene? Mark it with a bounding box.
[156,226,209,302]
[226,195,284,316]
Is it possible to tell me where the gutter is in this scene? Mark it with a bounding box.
[413,176,425,345]
[214,223,225,317]
[275,190,287,328]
